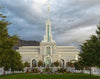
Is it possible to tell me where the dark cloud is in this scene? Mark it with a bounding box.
[0,0,100,47]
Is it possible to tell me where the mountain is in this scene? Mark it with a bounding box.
[13,39,40,50]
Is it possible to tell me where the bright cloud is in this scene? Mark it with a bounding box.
[34,0,47,4]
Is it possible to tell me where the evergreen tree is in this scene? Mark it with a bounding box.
[95,25,100,67]
[79,24,100,76]
[74,60,85,73]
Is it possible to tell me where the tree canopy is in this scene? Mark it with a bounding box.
[0,7,23,74]
[79,24,100,75]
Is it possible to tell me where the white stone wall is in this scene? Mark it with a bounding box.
[16,45,80,68]
[1,67,100,76]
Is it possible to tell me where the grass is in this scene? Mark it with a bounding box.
[0,73,100,79]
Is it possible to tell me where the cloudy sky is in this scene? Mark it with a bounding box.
[0,0,100,48]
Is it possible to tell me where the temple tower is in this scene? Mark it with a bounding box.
[40,6,56,67]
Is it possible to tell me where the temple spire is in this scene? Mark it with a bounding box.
[48,6,50,21]
[41,3,55,43]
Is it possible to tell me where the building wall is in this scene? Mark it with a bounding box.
[17,45,80,68]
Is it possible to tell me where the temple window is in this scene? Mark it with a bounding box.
[46,47,50,55]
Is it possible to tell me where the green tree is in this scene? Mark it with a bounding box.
[0,7,23,75]
[74,60,84,73]
[24,61,29,67]
[79,24,100,76]
[95,25,100,67]
[67,61,74,68]
[54,61,60,67]
[38,60,43,67]
[9,50,23,73]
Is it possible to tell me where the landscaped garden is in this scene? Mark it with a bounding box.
[0,73,100,79]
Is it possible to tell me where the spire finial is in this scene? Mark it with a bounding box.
[48,6,49,12]
[48,6,49,21]
[47,0,50,21]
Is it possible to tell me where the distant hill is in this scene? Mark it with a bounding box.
[19,39,40,46]
[13,39,40,50]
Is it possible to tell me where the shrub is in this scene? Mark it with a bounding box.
[32,68,39,73]
[24,61,29,67]
[43,67,52,72]
[38,60,43,67]
[57,68,67,73]
[67,62,74,67]
[54,61,60,67]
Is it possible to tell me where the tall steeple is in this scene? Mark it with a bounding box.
[46,6,50,42]
[41,6,55,43]
[46,6,51,42]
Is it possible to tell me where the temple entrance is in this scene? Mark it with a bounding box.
[44,57,51,67]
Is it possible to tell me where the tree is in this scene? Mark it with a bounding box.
[0,7,23,75]
[95,25,100,67]
[67,60,74,68]
[74,60,85,73]
[9,50,23,73]
[54,61,60,67]
[79,36,97,76]
[24,61,29,67]
[38,60,43,67]
[79,24,100,76]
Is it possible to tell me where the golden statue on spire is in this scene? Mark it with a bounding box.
[48,6,49,12]
[47,0,49,11]
[47,0,50,20]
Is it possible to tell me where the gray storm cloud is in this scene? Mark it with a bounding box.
[0,0,100,48]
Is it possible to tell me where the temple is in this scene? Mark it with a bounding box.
[17,7,80,68]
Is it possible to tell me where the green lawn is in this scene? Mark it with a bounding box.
[0,73,100,79]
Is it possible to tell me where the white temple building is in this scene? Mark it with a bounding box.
[17,7,80,68]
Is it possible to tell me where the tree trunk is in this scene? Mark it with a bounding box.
[12,71,14,74]
[82,70,84,74]
[90,67,92,76]
[3,70,5,76]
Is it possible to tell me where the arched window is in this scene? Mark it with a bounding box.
[60,59,64,68]
[32,59,37,67]
[46,47,50,55]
